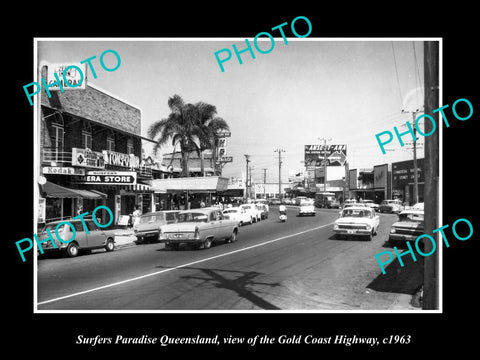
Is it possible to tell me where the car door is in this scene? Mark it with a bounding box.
[85,220,107,248]
[72,221,88,248]
[372,210,380,230]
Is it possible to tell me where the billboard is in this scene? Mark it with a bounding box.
[304,144,347,166]
[374,164,388,190]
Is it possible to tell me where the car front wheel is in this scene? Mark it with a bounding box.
[65,242,79,257]
[105,238,115,252]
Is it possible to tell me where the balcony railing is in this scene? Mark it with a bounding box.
[42,148,72,165]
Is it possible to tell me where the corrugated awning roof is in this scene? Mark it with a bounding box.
[40,181,107,199]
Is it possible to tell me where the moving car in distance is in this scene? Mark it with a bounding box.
[37,218,116,258]
[222,207,252,226]
[388,209,424,247]
[159,207,239,250]
[333,206,380,241]
[254,199,270,212]
[298,199,315,216]
[255,203,269,220]
[378,199,404,214]
[134,210,180,244]
[270,198,281,205]
[239,203,262,223]
[360,199,380,211]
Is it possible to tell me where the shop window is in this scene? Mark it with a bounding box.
[107,130,115,151]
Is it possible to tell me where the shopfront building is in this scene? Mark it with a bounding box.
[38,81,156,226]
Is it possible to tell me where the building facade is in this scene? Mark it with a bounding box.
[38,80,156,226]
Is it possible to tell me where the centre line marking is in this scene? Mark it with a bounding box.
[37,222,334,306]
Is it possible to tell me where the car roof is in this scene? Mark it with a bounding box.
[141,210,179,216]
[342,206,373,211]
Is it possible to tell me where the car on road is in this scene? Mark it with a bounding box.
[298,200,315,216]
[159,208,239,250]
[239,203,262,223]
[360,199,380,211]
[389,209,424,247]
[379,199,404,213]
[255,203,269,219]
[222,207,252,226]
[294,196,308,205]
[333,206,380,241]
[134,210,180,243]
[270,198,281,205]
[254,199,270,212]
[37,218,116,258]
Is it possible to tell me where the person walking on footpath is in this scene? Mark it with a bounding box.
[132,205,142,229]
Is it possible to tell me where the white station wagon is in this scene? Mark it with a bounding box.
[333,206,380,241]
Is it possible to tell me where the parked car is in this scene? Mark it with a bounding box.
[298,200,315,216]
[239,203,262,222]
[37,218,116,258]
[379,199,404,213]
[389,209,424,247]
[222,207,252,226]
[159,208,239,250]
[333,206,380,241]
[134,210,180,243]
[270,198,281,205]
[360,199,380,210]
[255,203,269,219]
[254,199,270,212]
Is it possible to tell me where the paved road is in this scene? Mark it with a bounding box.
[37,207,423,311]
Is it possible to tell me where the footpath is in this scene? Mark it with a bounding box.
[113,228,137,249]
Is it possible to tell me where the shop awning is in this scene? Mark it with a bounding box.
[40,181,107,199]
[150,176,228,193]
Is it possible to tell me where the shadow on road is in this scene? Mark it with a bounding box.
[155,265,282,310]
[367,256,424,295]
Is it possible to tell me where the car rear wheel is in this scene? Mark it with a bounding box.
[105,238,115,252]
[65,242,79,257]
[228,231,237,243]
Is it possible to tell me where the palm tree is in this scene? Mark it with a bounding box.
[148,94,229,177]
[196,101,230,175]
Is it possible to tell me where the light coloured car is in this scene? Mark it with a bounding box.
[37,218,116,258]
[255,203,269,219]
[389,209,424,247]
[360,199,380,210]
[222,207,252,226]
[239,203,261,223]
[333,206,380,241]
[254,199,270,212]
[134,210,180,243]
[379,199,404,213]
[299,200,315,216]
[159,208,239,250]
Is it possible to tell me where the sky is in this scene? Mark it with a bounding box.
[37,38,425,183]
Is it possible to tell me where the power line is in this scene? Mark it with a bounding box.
[391,41,404,108]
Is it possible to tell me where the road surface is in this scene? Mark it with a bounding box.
[37,207,423,311]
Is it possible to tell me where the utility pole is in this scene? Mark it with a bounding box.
[262,168,267,199]
[244,154,250,201]
[318,138,331,192]
[274,149,285,201]
[423,41,439,310]
[401,109,422,205]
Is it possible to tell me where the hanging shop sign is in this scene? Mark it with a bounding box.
[75,171,137,185]
[71,148,105,169]
[42,167,86,175]
[103,150,140,169]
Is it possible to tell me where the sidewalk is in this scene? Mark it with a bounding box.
[113,228,137,249]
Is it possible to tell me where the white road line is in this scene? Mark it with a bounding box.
[37,222,334,306]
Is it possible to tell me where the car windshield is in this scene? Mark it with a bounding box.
[140,213,165,224]
[242,205,252,209]
[399,213,424,222]
[341,209,373,218]
[223,209,237,214]
[178,212,208,223]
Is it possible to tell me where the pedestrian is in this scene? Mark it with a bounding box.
[200,199,205,208]
[132,205,141,229]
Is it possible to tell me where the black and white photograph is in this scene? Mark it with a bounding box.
[32,37,440,312]
[7,6,478,356]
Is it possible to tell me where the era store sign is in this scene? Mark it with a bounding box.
[76,171,137,185]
